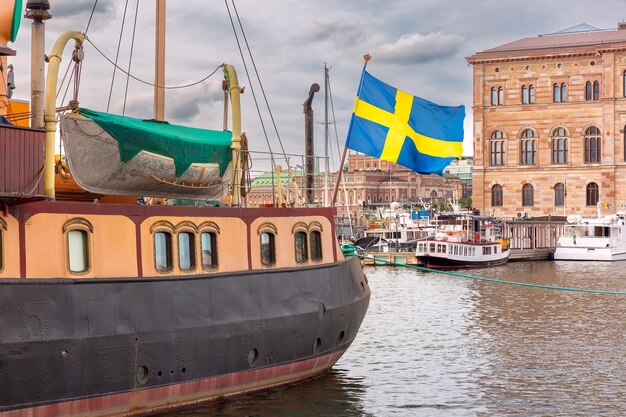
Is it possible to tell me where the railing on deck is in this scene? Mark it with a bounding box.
[0,124,45,199]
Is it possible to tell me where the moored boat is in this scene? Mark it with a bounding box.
[416,213,510,269]
[0,2,369,416]
[553,211,626,261]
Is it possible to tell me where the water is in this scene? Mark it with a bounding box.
[165,261,626,416]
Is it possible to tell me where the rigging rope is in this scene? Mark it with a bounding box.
[85,37,224,90]
[229,0,287,159]
[107,0,130,112]
[84,0,99,34]
[352,253,626,295]
[224,0,277,205]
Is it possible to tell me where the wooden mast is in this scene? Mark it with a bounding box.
[154,0,166,121]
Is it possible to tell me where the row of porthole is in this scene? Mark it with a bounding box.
[246,331,347,368]
[494,61,596,72]
[136,365,187,385]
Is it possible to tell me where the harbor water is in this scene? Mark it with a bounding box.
[164,261,626,416]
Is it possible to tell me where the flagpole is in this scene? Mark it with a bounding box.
[332,54,371,208]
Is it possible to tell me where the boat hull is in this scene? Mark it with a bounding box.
[552,247,626,261]
[0,257,370,416]
[417,254,509,270]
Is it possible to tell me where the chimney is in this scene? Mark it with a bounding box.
[619,21,626,30]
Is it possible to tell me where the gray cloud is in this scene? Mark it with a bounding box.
[372,32,464,65]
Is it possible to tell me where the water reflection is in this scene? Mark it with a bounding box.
[160,369,371,417]
[163,261,626,416]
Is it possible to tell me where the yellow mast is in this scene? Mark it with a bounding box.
[43,31,84,199]
[224,64,243,207]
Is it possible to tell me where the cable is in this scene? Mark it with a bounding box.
[350,253,626,295]
[85,37,224,89]
[107,0,130,112]
[84,0,99,34]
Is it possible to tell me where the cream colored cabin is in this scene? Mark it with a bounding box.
[0,209,339,279]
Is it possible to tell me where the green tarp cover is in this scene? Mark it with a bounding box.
[79,108,232,177]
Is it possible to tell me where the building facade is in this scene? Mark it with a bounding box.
[467,23,626,218]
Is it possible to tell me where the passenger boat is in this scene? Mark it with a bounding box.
[416,213,510,269]
[0,2,369,416]
[553,211,626,261]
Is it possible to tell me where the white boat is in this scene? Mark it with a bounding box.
[416,213,510,269]
[553,211,626,261]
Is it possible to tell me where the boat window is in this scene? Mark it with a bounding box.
[310,231,323,262]
[463,247,468,256]
[68,230,89,273]
[294,231,308,263]
[260,232,276,266]
[178,232,196,271]
[429,243,436,252]
[201,232,218,269]
[154,232,173,272]
[0,227,3,272]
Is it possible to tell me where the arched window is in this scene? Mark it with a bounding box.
[491,87,497,106]
[0,218,5,273]
[491,184,503,207]
[586,182,599,206]
[522,184,534,207]
[260,232,276,266]
[201,232,218,269]
[521,85,528,104]
[430,190,437,200]
[178,232,196,271]
[593,80,600,100]
[520,129,536,165]
[490,130,505,165]
[551,127,568,164]
[529,84,535,103]
[154,232,173,272]
[561,83,567,102]
[585,81,592,101]
[554,183,565,207]
[498,87,504,105]
[584,126,601,163]
[294,231,308,263]
[553,83,560,102]
[310,231,323,261]
[64,218,93,274]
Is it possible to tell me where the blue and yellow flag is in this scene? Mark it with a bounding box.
[345,71,465,175]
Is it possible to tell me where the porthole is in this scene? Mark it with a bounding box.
[557,63,562,68]
[312,338,322,355]
[61,350,69,358]
[247,348,259,367]
[265,350,275,364]
[336,331,346,346]
[590,60,596,66]
[136,366,149,384]
[525,65,531,71]
[494,67,500,72]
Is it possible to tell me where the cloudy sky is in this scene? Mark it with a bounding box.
[8,0,626,173]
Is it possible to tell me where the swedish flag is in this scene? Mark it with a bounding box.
[345,71,465,175]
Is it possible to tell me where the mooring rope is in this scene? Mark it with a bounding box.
[352,253,626,295]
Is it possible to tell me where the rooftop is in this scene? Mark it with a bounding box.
[468,22,626,62]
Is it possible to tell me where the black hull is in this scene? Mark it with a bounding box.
[417,255,509,270]
[0,257,370,416]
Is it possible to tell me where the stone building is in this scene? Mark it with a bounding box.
[246,153,461,216]
[467,23,626,218]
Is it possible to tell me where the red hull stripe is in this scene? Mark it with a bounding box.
[1,349,346,417]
